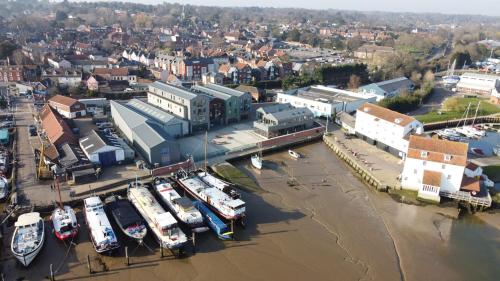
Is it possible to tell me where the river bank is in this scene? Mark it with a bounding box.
[1,141,498,281]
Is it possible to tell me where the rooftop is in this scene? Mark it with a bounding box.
[205,83,247,97]
[49,95,80,107]
[291,85,375,104]
[150,81,199,100]
[126,98,182,125]
[407,135,468,166]
[358,103,417,127]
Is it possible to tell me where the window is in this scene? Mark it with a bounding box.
[442,164,446,169]
[421,151,428,158]
[423,161,426,166]
[444,154,452,161]
[447,175,451,180]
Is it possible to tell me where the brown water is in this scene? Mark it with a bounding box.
[1,141,499,281]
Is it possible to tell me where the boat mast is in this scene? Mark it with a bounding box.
[472,101,481,126]
[55,177,63,209]
[204,131,208,172]
[457,102,471,129]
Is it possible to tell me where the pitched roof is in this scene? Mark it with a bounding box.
[150,81,198,100]
[407,135,468,166]
[204,83,247,97]
[358,103,417,127]
[126,99,183,125]
[423,170,442,187]
[49,95,79,107]
[41,105,76,145]
[79,130,120,155]
[375,77,414,93]
[460,177,481,192]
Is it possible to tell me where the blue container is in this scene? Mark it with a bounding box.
[0,128,9,145]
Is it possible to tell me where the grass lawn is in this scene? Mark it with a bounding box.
[415,97,500,123]
[211,162,260,192]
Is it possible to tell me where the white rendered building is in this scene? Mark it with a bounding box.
[401,135,468,202]
[354,103,423,158]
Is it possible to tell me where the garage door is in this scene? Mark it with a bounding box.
[98,150,117,166]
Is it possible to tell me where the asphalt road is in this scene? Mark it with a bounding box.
[12,97,56,205]
[408,83,454,116]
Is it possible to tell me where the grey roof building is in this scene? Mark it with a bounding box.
[204,83,252,120]
[359,77,414,101]
[254,103,315,138]
[148,81,210,132]
[191,85,239,124]
[126,98,189,137]
[79,130,126,166]
[110,100,180,166]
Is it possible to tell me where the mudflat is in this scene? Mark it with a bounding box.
[2,141,499,281]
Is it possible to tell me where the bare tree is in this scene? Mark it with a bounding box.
[348,74,361,90]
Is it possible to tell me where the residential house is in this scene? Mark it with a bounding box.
[41,68,82,87]
[86,76,99,91]
[236,85,263,102]
[177,58,216,81]
[93,67,137,83]
[202,72,224,85]
[354,103,423,158]
[0,64,23,82]
[47,58,72,69]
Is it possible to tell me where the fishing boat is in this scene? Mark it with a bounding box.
[51,179,79,241]
[0,175,8,201]
[288,149,301,159]
[84,196,120,254]
[11,212,45,266]
[128,184,187,250]
[175,170,246,221]
[192,200,232,240]
[153,177,208,233]
[105,195,147,243]
[251,142,263,169]
[196,170,241,199]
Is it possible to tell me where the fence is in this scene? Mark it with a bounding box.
[151,159,193,177]
[423,116,500,131]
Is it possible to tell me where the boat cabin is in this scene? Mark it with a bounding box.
[154,212,179,236]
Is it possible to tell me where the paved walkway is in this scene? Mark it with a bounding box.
[328,126,403,189]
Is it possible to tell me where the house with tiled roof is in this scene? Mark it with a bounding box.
[401,135,472,202]
[355,103,423,158]
[48,95,87,119]
[93,67,137,83]
[40,105,77,146]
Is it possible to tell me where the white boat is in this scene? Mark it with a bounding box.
[251,154,262,170]
[153,177,208,233]
[175,171,246,220]
[51,179,79,241]
[288,150,301,159]
[196,170,241,199]
[51,206,79,241]
[251,142,263,169]
[455,126,485,139]
[128,184,187,250]
[0,175,8,201]
[84,197,120,254]
[11,212,45,266]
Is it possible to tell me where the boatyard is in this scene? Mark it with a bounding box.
[1,141,499,281]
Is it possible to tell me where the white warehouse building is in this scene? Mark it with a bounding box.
[277,85,377,117]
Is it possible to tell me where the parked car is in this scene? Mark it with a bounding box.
[0,121,14,128]
[29,125,37,136]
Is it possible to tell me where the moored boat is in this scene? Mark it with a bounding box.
[288,149,301,159]
[0,175,8,201]
[51,206,79,241]
[192,200,232,240]
[84,196,120,254]
[153,177,208,233]
[11,212,45,266]
[175,170,246,221]
[105,195,147,243]
[196,170,241,199]
[251,154,262,169]
[128,184,188,250]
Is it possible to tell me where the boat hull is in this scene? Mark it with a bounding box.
[11,223,45,267]
[175,178,244,221]
[251,155,262,169]
[54,229,78,241]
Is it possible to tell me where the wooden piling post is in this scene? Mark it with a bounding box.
[192,232,196,253]
[160,245,164,258]
[87,255,92,274]
[231,220,234,240]
[125,246,130,266]
[50,264,55,281]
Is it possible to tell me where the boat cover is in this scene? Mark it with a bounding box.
[108,200,144,228]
